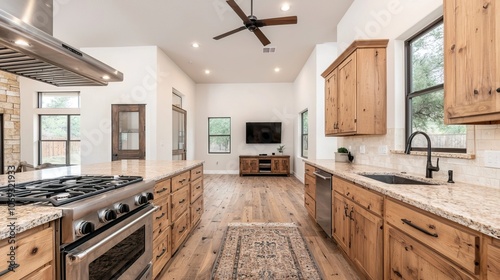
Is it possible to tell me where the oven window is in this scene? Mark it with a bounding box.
[89,226,145,280]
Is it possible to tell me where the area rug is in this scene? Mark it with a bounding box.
[211,223,323,280]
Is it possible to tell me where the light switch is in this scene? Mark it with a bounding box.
[359,145,366,154]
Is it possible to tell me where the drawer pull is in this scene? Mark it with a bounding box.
[196,185,201,189]
[156,248,167,259]
[156,187,168,194]
[305,202,310,206]
[155,212,166,220]
[349,207,354,221]
[179,199,186,204]
[179,178,187,183]
[401,219,438,238]
[196,171,201,174]
[344,204,349,217]
[0,264,20,277]
[392,269,402,278]
[196,207,202,212]
[179,226,186,233]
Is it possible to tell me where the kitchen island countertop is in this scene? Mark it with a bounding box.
[0,160,204,238]
[304,159,500,239]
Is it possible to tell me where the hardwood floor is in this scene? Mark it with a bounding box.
[158,174,359,280]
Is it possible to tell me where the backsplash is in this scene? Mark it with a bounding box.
[0,71,20,173]
[339,127,500,189]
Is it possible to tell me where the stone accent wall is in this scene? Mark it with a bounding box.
[0,71,20,172]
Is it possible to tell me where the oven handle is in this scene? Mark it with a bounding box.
[67,205,158,263]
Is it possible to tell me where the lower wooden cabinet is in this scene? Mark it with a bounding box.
[387,226,474,280]
[240,155,290,176]
[152,227,171,278]
[0,222,55,280]
[486,237,500,279]
[171,211,190,252]
[304,166,316,219]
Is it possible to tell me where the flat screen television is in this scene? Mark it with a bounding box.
[246,122,282,144]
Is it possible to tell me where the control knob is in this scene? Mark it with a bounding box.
[135,194,148,206]
[99,209,117,223]
[76,221,95,236]
[146,192,154,201]
[115,203,130,214]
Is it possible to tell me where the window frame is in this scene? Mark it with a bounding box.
[301,110,308,158]
[404,17,466,153]
[208,117,231,154]
[38,114,80,166]
[37,91,80,108]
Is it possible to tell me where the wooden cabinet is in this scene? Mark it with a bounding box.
[486,238,500,279]
[386,199,480,275]
[190,166,204,229]
[387,226,475,280]
[239,155,290,176]
[304,164,316,219]
[152,178,171,279]
[321,40,388,136]
[332,176,383,280]
[444,0,500,124]
[0,222,55,280]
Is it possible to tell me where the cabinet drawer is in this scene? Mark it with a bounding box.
[305,164,316,177]
[171,211,190,253]
[172,171,190,193]
[386,199,480,275]
[191,165,203,181]
[334,176,383,216]
[0,225,54,280]
[153,201,170,240]
[171,186,189,222]
[304,174,316,198]
[23,264,53,280]
[305,193,316,219]
[190,177,203,203]
[154,179,171,201]
[190,197,203,228]
[487,238,500,280]
[152,227,171,279]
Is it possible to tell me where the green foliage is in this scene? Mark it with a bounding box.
[209,118,231,153]
[337,147,348,153]
[277,145,285,153]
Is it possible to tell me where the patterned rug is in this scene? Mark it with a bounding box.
[211,223,323,280]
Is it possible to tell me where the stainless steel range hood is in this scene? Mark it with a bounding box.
[0,0,123,86]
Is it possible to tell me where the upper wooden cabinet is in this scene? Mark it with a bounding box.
[444,0,500,124]
[322,40,388,136]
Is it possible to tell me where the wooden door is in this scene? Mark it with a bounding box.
[111,104,145,161]
[332,193,349,253]
[444,0,500,123]
[351,203,383,280]
[387,227,474,280]
[241,159,258,174]
[325,69,338,135]
[487,240,500,279]
[337,52,357,134]
[172,106,187,160]
[271,158,289,174]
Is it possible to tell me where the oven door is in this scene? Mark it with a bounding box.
[63,204,156,280]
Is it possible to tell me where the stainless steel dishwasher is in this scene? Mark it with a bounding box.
[314,170,332,237]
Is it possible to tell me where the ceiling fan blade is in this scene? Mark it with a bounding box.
[226,0,250,24]
[213,26,247,40]
[253,28,271,46]
[258,16,298,27]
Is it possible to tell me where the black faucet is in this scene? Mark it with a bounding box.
[405,131,440,178]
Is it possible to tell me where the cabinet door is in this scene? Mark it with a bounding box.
[487,241,500,280]
[351,203,383,280]
[337,52,357,134]
[325,69,338,135]
[444,0,500,123]
[387,227,474,280]
[333,192,350,253]
[241,159,258,173]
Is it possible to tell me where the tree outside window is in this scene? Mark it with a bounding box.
[406,19,466,152]
[209,117,231,154]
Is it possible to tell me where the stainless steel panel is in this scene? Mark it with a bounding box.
[315,170,332,238]
[0,0,53,34]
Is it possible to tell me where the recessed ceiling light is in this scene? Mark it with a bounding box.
[102,75,110,80]
[192,42,200,48]
[14,39,30,46]
[205,69,211,74]
[280,3,290,11]
[274,67,281,72]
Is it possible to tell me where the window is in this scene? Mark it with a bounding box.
[208,117,231,154]
[405,19,466,152]
[301,110,308,158]
[38,91,80,165]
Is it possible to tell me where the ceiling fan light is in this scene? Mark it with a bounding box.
[280,3,290,11]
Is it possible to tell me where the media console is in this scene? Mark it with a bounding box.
[239,155,290,176]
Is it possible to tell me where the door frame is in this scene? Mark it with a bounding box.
[111,104,146,161]
[172,105,187,160]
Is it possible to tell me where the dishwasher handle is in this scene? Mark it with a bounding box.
[313,171,332,180]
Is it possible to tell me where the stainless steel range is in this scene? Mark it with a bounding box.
[0,175,156,280]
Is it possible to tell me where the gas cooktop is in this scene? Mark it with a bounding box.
[0,175,143,206]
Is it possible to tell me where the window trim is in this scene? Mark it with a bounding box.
[208,117,231,154]
[301,110,308,158]
[38,114,80,166]
[37,91,80,109]
[404,17,466,153]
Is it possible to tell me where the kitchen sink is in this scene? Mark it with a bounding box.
[360,174,437,185]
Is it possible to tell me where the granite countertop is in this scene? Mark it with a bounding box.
[0,160,204,238]
[304,159,500,239]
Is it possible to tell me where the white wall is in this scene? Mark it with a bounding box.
[20,46,196,165]
[194,83,294,174]
[334,0,500,188]
[293,43,339,182]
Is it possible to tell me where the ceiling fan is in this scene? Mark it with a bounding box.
[213,0,298,46]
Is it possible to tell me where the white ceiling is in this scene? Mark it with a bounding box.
[53,0,353,84]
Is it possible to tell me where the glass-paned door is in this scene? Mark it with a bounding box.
[112,104,145,161]
[172,106,186,160]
